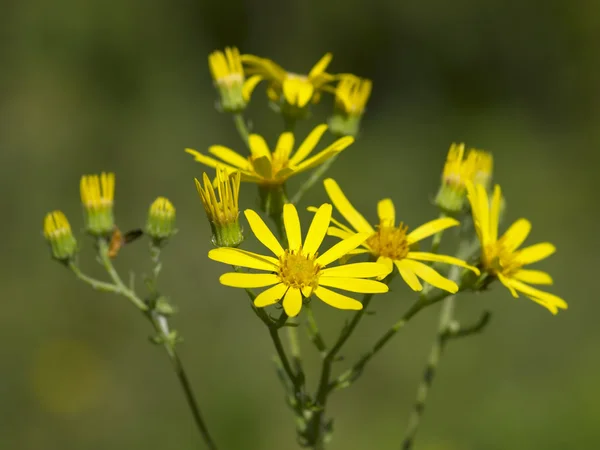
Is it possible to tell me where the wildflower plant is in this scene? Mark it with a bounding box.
[42,47,568,450]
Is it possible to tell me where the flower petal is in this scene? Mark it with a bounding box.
[289,124,328,165]
[400,259,458,293]
[219,272,280,288]
[283,287,303,317]
[498,273,519,297]
[208,248,278,271]
[407,252,480,275]
[314,286,363,311]
[327,226,353,240]
[377,199,395,227]
[292,137,354,174]
[321,261,390,278]
[476,183,491,243]
[303,203,332,256]
[308,53,333,78]
[248,134,272,160]
[318,277,388,293]
[244,209,284,257]
[242,75,263,102]
[323,178,374,233]
[375,256,394,280]
[506,278,568,314]
[489,184,502,242]
[394,260,423,292]
[282,203,302,251]
[208,145,250,169]
[501,218,532,252]
[514,243,556,265]
[185,149,238,172]
[254,283,288,307]
[274,132,295,161]
[316,232,371,267]
[513,269,553,285]
[406,217,459,244]
[283,78,314,107]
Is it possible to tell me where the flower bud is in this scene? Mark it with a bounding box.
[43,210,77,262]
[209,47,248,113]
[196,167,243,247]
[434,143,493,215]
[328,75,372,138]
[80,172,115,237]
[146,197,176,244]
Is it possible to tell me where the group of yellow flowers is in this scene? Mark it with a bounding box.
[41,45,567,450]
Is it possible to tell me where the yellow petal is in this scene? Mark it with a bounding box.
[375,256,394,280]
[283,203,302,251]
[489,184,502,242]
[283,287,303,317]
[400,259,458,293]
[248,134,272,160]
[394,260,423,292]
[251,155,272,179]
[308,53,333,78]
[321,261,390,278]
[314,286,363,311]
[185,149,238,172]
[318,277,388,293]
[244,209,284,257]
[501,218,532,252]
[208,248,278,271]
[301,286,313,297]
[406,217,459,244]
[323,178,374,233]
[327,226,353,240]
[254,283,288,307]
[242,75,263,102]
[316,232,371,267]
[513,269,553,285]
[273,132,295,161]
[377,199,395,227]
[289,124,328,165]
[283,78,314,107]
[514,242,556,265]
[219,272,280,288]
[292,137,354,174]
[407,252,480,275]
[308,205,354,234]
[507,279,568,313]
[476,183,491,244]
[498,273,519,298]
[303,203,332,256]
[208,145,250,169]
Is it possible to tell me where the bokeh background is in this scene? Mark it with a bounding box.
[2,0,599,449]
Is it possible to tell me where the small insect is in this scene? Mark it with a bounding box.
[108,227,144,259]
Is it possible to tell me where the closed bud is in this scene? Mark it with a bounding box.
[43,210,77,262]
[196,167,243,247]
[146,197,176,244]
[80,172,115,237]
[328,75,372,138]
[209,47,248,113]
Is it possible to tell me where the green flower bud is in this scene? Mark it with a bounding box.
[146,197,176,244]
[328,74,372,138]
[43,210,77,262]
[80,172,115,237]
[209,47,248,113]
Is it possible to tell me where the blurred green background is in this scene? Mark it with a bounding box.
[2,0,599,449]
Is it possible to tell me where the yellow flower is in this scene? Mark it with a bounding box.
[208,203,390,317]
[209,47,258,113]
[185,124,353,186]
[435,143,493,214]
[80,172,115,236]
[195,167,243,247]
[241,53,335,109]
[146,196,176,242]
[329,75,373,137]
[466,182,567,314]
[43,210,77,261]
[316,179,480,294]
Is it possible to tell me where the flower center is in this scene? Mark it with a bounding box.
[484,240,522,276]
[366,223,410,260]
[278,249,321,289]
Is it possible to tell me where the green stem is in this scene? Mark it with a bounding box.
[69,262,121,294]
[233,113,250,146]
[291,154,339,205]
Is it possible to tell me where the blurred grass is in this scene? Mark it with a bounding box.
[1,0,599,449]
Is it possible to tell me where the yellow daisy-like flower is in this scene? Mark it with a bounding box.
[435,143,493,214]
[195,167,243,247]
[329,75,373,137]
[316,179,480,294]
[80,172,115,236]
[208,47,258,112]
[185,124,353,186]
[241,53,335,108]
[208,203,390,317]
[466,182,567,314]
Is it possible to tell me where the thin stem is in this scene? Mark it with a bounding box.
[291,155,339,205]
[69,262,121,294]
[233,113,250,147]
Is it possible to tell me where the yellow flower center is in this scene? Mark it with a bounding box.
[366,223,410,260]
[248,154,290,183]
[278,249,321,289]
[484,240,522,276]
